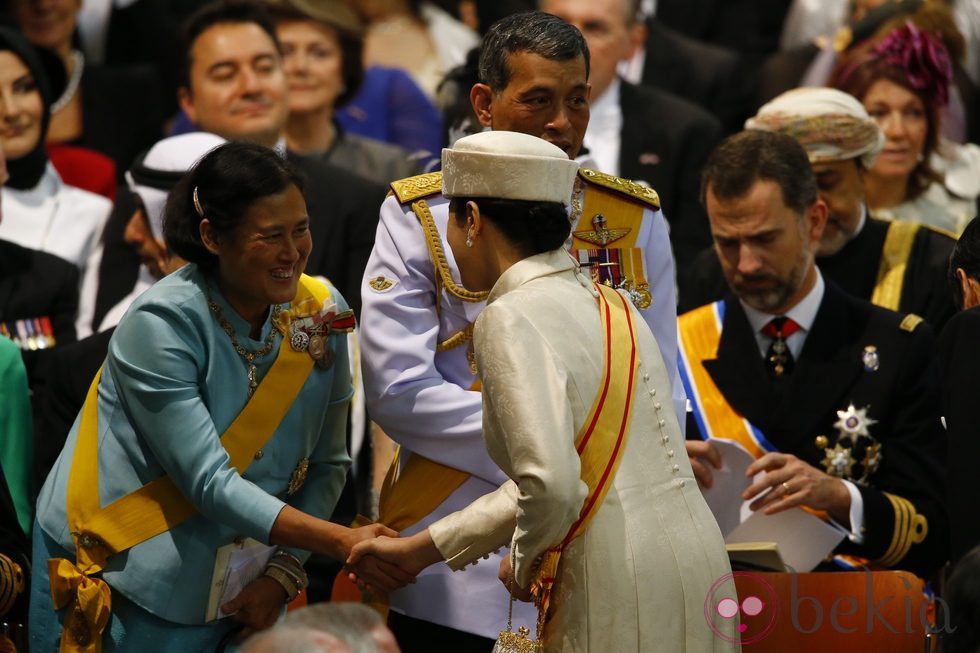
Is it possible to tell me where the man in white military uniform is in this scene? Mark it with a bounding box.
[359,11,684,651]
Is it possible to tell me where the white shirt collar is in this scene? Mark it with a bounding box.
[741,268,825,359]
[582,77,622,177]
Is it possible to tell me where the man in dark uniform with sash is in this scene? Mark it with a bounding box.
[680,88,957,332]
[680,130,947,578]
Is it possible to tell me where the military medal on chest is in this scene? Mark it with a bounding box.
[281,301,356,369]
[815,403,882,484]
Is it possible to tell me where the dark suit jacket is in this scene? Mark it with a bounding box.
[618,82,722,269]
[288,155,387,317]
[641,18,750,134]
[32,328,113,495]
[655,0,794,57]
[100,0,180,114]
[77,64,166,177]
[680,218,958,331]
[939,307,980,566]
[0,240,79,383]
[94,186,141,330]
[686,283,948,576]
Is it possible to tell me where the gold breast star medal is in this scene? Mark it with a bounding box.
[287,458,310,495]
[817,403,883,483]
[572,213,631,247]
[818,438,857,478]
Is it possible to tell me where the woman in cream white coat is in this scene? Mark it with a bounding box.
[348,131,738,652]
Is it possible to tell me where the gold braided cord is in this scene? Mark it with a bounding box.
[411,199,489,303]
[437,323,475,352]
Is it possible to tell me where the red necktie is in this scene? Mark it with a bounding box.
[761,316,801,376]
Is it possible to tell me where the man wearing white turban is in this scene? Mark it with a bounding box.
[681,87,957,331]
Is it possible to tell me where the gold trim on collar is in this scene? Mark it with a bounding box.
[578,168,660,209]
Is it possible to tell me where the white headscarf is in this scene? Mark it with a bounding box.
[125,132,227,238]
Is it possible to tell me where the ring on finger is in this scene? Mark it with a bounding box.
[782,481,791,493]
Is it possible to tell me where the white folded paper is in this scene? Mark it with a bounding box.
[700,439,846,571]
[206,538,277,622]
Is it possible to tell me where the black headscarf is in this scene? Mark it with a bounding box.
[0,27,54,190]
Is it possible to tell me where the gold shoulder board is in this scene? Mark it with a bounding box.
[578,168,660,209]
[899,314,924,333]
[390,172,443,204]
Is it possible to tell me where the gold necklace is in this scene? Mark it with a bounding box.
[207,298,282,397]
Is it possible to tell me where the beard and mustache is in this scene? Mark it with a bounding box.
[727,251,813,312]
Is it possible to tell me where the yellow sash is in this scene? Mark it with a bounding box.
[871,221,919,311]
[677,301,777,459]
[531,284,639,619]
[51,275,330,653]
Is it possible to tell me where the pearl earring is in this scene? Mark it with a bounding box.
[465,233,474,247]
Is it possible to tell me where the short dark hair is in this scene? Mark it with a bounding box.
[266,2,365,107]
[450,197,571,257]
[701,130,818,216]
[164,142,306,271]
[478,11,589,92]
[179,0,281,91]
[948,216,980,309]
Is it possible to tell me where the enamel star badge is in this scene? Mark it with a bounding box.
[833,403,878,445]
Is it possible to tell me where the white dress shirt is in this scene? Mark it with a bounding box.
[739,269,865,543]
[582,78,623,177]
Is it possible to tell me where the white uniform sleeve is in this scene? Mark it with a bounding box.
[637,207,687,435]
[359,195,507,486]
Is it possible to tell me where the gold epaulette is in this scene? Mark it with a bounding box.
[899,314,924,333]
[578,168,660,209]
[390,172,443,204]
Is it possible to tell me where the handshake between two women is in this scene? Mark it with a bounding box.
[344,529,533,602]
